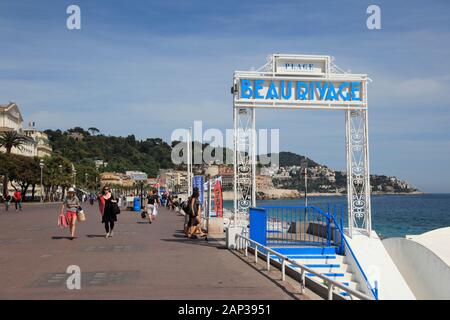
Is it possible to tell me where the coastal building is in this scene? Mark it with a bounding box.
[126,171,148,182]
[94,159,108,169]
[0,102,52,158]
[256,175,274,189]
[99,172,134,188]
[158,169,189,192]
[218,165,234,190]
[24,129,52,158]
[204,165,219,177]
[260,164,279,177]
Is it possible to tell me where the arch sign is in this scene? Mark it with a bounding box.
[232,54,371,237]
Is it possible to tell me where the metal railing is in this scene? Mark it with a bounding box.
[329,209,379,300]
[262,206,340,247]
[234,233,374,300]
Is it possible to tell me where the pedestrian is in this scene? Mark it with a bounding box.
[146,189,160,223]
[60,187,80,240]
[3,193,11,212]
[186,187,207,240]
[98,186,119,238]
[13,190,22,212]
[89,193,95,205]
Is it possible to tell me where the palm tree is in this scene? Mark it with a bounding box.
[0,130,31,196]
[0,130,30,154]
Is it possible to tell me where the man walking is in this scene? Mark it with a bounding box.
[13,190,22,212]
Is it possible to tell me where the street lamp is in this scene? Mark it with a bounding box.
[301,159,309,225]
[301,159,308,207]
[39,160,45,203]
[73,168,77,187]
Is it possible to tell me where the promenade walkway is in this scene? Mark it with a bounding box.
[0,203,318,299]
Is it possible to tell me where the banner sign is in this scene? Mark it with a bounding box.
[233,54,368,110]
[192,175,204,205]
[240,79,362,102]
[213,180,223,218]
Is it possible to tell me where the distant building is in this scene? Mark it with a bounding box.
[0,102,52,158]
[256,175,274,189]
[68,131,84,141]
[24,129,52,158]
[218,165,234,190]
[94,160,108,169]
[260,164,279,177]
[99,172,134,188]
[126,171,148,182]
[158,169,189,192]
[204,165,219,177]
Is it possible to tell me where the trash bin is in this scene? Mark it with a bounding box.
[133,197,141,212]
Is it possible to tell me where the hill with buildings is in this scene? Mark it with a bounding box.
[43,127,419,196]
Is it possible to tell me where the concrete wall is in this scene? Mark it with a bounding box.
[383,238,450,299]
[345,231,415,300]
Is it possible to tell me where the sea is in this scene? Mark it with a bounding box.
[222,193,450,239]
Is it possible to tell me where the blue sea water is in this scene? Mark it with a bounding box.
[222,194,450,239]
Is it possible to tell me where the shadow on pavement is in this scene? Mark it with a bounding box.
[228,250,303,300]
[51,236,74,240]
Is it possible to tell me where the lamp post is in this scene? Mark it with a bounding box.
[73,168,77,187]
[57,164,64,201]
[39,160,44,203]
[301,159,308,207]
[301,159,309,224]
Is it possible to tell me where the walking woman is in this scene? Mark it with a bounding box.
[60,187,80,240]
[98,186,119,238]
[187,187,207,240]
[146,189,160,223]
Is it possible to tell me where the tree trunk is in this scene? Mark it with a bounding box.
[31,184,36,202]
[21,183,29,202]
[2,175,7,197]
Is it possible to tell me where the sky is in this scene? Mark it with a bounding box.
[0,0,449,192]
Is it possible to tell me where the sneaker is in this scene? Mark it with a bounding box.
[105,232,110,238]
[109,231,114,237]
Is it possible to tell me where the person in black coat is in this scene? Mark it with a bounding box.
[98,186,118,238]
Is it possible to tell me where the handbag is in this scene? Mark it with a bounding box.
[141,211,147,219]
[111,199,121,215]
[58,213,68,228]
[77,209,86,222]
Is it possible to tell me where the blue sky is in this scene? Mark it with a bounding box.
[0,0,449,192]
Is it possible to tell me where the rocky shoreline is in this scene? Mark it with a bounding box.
[221,190,424,200]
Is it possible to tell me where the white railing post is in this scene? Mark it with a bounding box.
[328,283,333,300]
[255,246,258,264]
[245,239,248,257]
[266,253,270,271]
[301,270,305,294]
[281,259,286,281]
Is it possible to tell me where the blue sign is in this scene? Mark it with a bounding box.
[240,79,361,102]
[192,175,204,205]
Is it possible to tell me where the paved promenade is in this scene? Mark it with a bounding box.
[0,203,317,300]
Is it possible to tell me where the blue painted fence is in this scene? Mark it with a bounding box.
[249,205,345,253]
